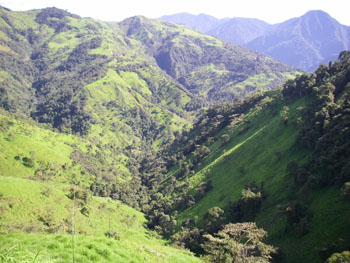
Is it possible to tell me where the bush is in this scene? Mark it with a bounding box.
[104,230,121,240]
[22,157,34,168]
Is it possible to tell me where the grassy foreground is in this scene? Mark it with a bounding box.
[0,176,201,263]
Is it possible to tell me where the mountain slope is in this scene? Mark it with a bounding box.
[160,13,228,33]
[0,177,201,263]
[152,52,350,262]
[0,106,202,262]
[207,17,271,45]
[160,13,270,46]
[0,7,197,187]
[119,16,297,102]
[246,10,350,71]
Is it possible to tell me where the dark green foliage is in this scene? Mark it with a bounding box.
[30,37,110,135]
[285,201,312,236]
[35,7,80,32]
[0,88,13,111]
[282,51,350,189]
[229,183,264,222]
[104,230,121,240]
[172,227,205,255]
[147,210,177,237]
[22,157,34,168]
[67,185,90,207]
[203,206,226,234]
[194,181,212,201]
[286,161,311,187]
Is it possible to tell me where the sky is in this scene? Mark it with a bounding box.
[0,0,349,25]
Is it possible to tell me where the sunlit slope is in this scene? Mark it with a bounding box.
[0,176,201,263]
[164,57,350,262]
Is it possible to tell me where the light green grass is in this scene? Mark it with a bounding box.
[0,111,93,185]
[0,176,201,263]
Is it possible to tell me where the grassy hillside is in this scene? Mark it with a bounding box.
[0,109,201,262]
[153,53,350,262]
[0,177,201,263]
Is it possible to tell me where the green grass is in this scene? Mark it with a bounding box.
[0,233,201,263]
[172,94,350,262]
[179,97,308,221]
[0,176,201,263]
[0,111,94,184]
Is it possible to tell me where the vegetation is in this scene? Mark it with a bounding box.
[0,5,350,263]
[147,51,350,262]
[202,222,275,263]
[0,176,201,263]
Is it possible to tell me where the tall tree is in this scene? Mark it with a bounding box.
[202,222,275,263]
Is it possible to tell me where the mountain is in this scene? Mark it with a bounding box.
[119,16,297,103]
[160,13,270,45]
[246,10,350,71]
[160,12,229,33]
[207,17,271,45]
[0,7,297,203]
[161,10,350,72]
[150,52,350,262]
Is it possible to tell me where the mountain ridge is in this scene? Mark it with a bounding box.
[160,10,350,71]
[247,10,350,71]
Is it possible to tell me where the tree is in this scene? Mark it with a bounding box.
[280,106,290,125]
[202,222,275,263]
[240,187,263,220]
[285,201,312,236]
[204,207,226,234]
[171,227,205,254]
[326,251,350,263]
[221,134,230,145]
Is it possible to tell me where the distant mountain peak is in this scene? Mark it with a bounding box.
[246,10,350,71]
[304,9,331,16]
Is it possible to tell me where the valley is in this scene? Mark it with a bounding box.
[0,5,350,263]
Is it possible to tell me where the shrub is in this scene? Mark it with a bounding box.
[104,230,121,240]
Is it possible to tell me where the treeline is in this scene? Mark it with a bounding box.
[282,51,350,189]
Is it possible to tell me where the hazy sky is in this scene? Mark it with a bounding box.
[1,0,349,25]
